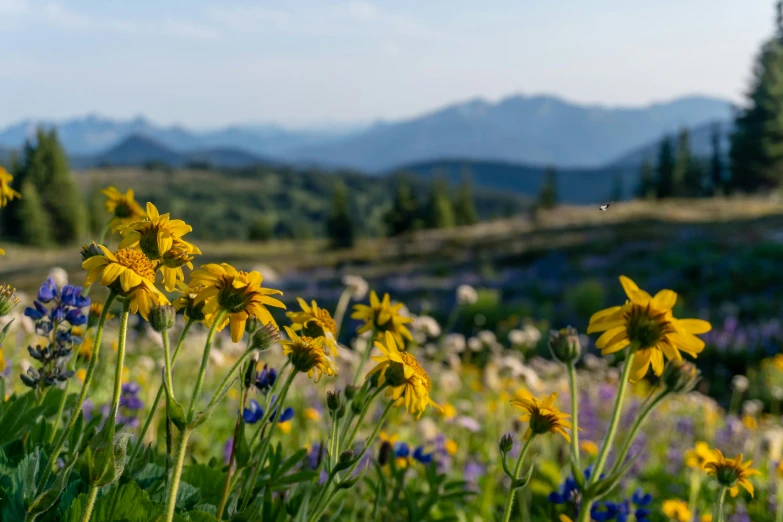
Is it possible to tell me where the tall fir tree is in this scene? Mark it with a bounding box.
[16,180,51,247]
[423,175,455,229]
[384,177,420,236]
[655,136,676,199]
[729,1,783,191]
[636,158,656,200]
[609,174,623,202]
[537,167,558,209]
[709,122,725,195]
[325,180,354,249]
[453,170,478,226]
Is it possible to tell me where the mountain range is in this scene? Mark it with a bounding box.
[0,94,734,174]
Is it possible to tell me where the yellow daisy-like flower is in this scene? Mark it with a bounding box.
[684,441,717,470]
[82,245,169,320]
[0,247,4,256]
[588,275,712,383]
[102,186,146,230]
[78,337,94,360]
[351,291,414,348]
[304,407,321,421]
[190,263,285,342]
[118,202,201,291]
[287,298,339,356]
[580,440,599,457]
[0,347,6,373]
[704,449,760,497]
[510,390,575,442]
[0,167,21,208]
[700,515,713,522]
[173,282,208,322]
[366,331,438,419]
[280,326,336,383]
[662,499,692,522]
[777,460,783,479]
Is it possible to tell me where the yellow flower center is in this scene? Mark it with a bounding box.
[114,199,134,218]
[289,336,322,372]
[302,308,337,337]
[399,351,431,391]
[115,248,156,282]
[625,304,671,349]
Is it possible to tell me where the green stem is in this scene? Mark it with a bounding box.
[36,292,116,496]
[332,289,352,338]
[606,389,668,477]
[216,371,250,521]
[588,350,636,485]
[688,471,702,520]
[107,300,131,428]
[338,379,371,445]
[205,349,258,413]
[713,486,727,522]
[48,379,70,444]
[80,484,99,522]
[164,428,191,522]
[329,406,340,466]
[187,311,226,422]
[501,436,534,522]
[352,329,376,386]
[566,362,581,473]
[341,386,387,452]
[162,328,175,401]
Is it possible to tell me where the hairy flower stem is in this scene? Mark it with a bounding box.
[338,378,371,445]
[501,436,535,522]
[352,329,376,386]
[332,288,352,338]
[240,369,298,509]
[577,349,636,522]
[713,486,727,522]
[688,471,702,519]
[107,300,131,429]
[329,407,340,468]
[80,485,99,522]
[341,385,387,453]
[49,379,71,444]
[36,292,116,496]
[187,311,226,422]
[607,389,668,477]
[566,362,582,473]
[216,368,251,521]
[309,401,395,522]
[164,428,192,522]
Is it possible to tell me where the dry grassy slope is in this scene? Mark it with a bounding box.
[1,196,782,294]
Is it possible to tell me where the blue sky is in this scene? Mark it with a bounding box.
[0,0,775,128]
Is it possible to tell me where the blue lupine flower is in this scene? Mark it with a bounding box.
[256,365,277,393]
[37,278,57,303]
[394,443,410,458]
[25,301,48,320]
[591,501,619,521]
[65,308,87,326]
[632,488,652,506]
[243,399,264,424]
[277,407,295,423]
[547,476,578,504]
[50,306,65,322]
[412,446,433,464]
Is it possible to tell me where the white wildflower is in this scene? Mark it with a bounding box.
[456,284,478,305]
[342,274,368,300]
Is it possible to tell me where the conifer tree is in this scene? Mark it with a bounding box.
[423,176,455,229]
[636,158,656,200]
[384,178,420,236]
[655,136,676,199]
[453,172,478,226]
[326,180,354,249]
[709,122,725,195]
[16,180,51,247]
[609,174,623,202]
[730,1,783,191]
[537,167,558,209]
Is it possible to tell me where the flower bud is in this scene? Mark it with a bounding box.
[149,305,176,332]
[384,361,408,387]
[499,433,514,453]
[339,449,355,464]
[662,361,701,394]
[80,242,104,262]
[251,323,280,352]
[336,402,346,419]
[0,284,20,317]
[326,390,341,412]
[161,246,193,268]
[548,326,581,364]
[351,396,364,415]
[344,384,358,400]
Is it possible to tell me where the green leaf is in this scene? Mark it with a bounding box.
[0,391,57,447]
[180,464,225,506]
[27,454,78,516]
[0,318,15,344]
[22,448,40,506]
[234,418,251,469]
[277,449,307,478]
[0,448,43,522]
[185,511,219,522]
[268,470,317,490]
[86,481,162,522]
[68,411,84,456]
[168,399,188,431]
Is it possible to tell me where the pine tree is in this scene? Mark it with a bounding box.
[384,178,420,236]
[537,167,557,209]
[730,2,783,191]
[709,122,725,195]
[16,180,51,247]
[610,174,623,202]
[325,180,354,249]
[674,128,703,197]
[423,176,455,229]
[655,136,676,199]
[248,216,273,242]
[453,171,478,226]
[38,129,85,243]
[636,158,656,200]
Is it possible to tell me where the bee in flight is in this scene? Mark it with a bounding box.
[599,201,613,211]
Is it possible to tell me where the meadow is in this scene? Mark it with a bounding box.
[2,185,783,522]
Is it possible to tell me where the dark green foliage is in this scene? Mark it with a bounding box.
[710,122,726,195]
[537,167,557,209]
[423,175,455,229]
[655,136,675,199]
[609,174,622,202]
[15,180,51,247]
[636,158,656,200]
[730,8,783,191]
[383,177,421,236]
[88,187,107,236]
[325,180,354,249]
[248,217,273,242]
[453,174,478,226]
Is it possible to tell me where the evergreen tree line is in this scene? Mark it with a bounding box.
[636,124,728,200]
[2,128,85,246]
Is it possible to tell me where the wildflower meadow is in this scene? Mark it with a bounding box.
[0,171,780,522]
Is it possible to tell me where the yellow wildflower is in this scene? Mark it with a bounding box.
[742,415,757,430]
[0,348,6,373]
[82,245,169,320]
[278,421,292,434]
[705,449,760,497]
[700,515,712,522]
[510,390,575,442]
[280,327,336,383]
[287,298,339,356]
[439,403,457,420]
[75,369,87,382]
[444,439,458,455]
[662,499,692,522]
[352,291,414,348]
[0,167,21,208]
[190,263,285,342]
[366,331,438,418]
[102,186,145,230]
[684,441,717,470]
[580,440,599,457]
[304,407,321,421]
[588,275,712,382]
